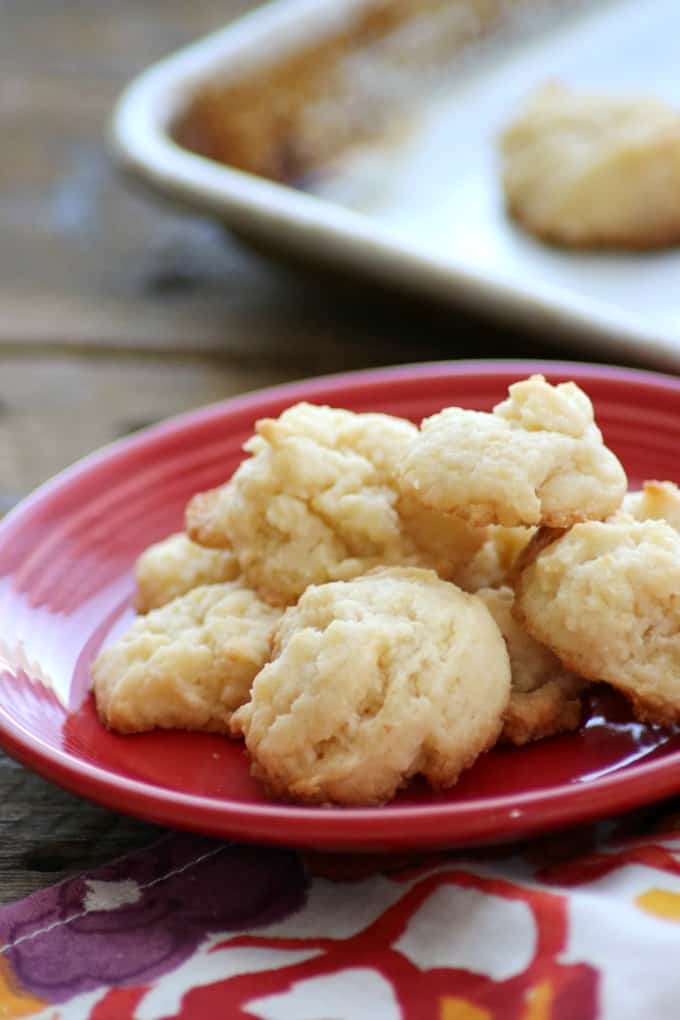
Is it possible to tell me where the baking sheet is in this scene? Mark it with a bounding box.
[305,0,680,344]
[114,0,680,367]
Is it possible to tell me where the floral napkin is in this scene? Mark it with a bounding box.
[2,803,680,1020]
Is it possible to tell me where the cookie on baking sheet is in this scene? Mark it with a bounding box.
[400,374,626,528]
[622,480,680,532]
[92,582,281,734]
[134,532,239,613]
[187,403,483,606]
[501,83,680,249]
[231,567,511,805]
[476,586,585,746]
[516,518,680,725]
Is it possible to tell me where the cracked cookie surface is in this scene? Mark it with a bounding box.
[400,375,626,528]
[187,403,483,605]
[231,567,511,805]
[134,532,239,612]
[516,518,680,725]
[93,582,282,734]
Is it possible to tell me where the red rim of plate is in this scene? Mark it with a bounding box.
[1,358,680,850]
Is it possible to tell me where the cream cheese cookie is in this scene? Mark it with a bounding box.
[400,375,626,528]
[397,491,487,580]
[187,403,483,605]
[476,586,585,746]
[622,481,680,532]
[134,532,240,613]
[92,582,282,734]
[501,83,680,249]
[231,567,511,805]
[516,518,680,725]
[454,525,535,592]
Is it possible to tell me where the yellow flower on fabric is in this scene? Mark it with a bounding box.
[0,959,46,1018]
[522,980,554,1020]
[440,998,491,1020]
[636,888,680,922]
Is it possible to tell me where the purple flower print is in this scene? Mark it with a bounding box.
[0,833,307,1002]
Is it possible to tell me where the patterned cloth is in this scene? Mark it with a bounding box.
[2,805,680,1019]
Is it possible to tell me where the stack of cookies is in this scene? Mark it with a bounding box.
[92,375,680,805]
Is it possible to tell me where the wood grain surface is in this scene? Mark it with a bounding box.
[0,0,615,904]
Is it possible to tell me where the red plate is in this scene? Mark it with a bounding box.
[1,361,680,851]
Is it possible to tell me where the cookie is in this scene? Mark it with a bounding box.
[400,374,626,528]
[92,582,282,734]
[501,83,680,249]
[622,480,680,532]
[454,525,535,592]
[397,491,487,579]
[134,532,239,613]
[231,567,511,805]
[516,518,680,725]
[187,403,483,605]
[476,586,585,746]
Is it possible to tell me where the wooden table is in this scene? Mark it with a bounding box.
[0,0,632,905]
